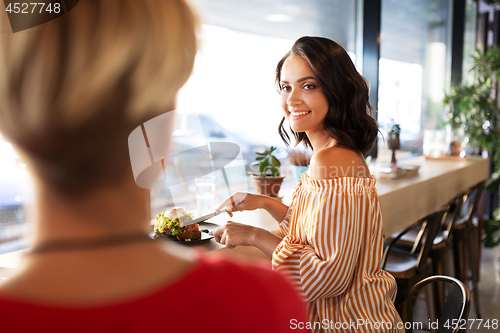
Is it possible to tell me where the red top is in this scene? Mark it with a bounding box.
[0,254,308,332]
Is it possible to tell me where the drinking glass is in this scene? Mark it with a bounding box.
[195,175,215,216]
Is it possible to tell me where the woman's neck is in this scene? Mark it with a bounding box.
[306,129,336,153]
[29,177,151,246]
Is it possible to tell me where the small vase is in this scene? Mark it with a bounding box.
[251,175,285,197]
[388,133,400,165]
[387,133,400,150]
[291,165,309,181]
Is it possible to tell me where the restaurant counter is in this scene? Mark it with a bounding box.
[376,156,489,236]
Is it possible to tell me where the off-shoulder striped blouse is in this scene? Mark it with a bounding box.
[272,173,403,333]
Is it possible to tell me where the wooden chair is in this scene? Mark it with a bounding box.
[396,275,470,333]
[381,206,449,332]
[451,181,485,319]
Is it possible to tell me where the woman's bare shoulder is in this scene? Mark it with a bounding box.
[309,147,370,179]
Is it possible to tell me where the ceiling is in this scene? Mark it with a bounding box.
[197,0,452,65]
[198,0,357,52]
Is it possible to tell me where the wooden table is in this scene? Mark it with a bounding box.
[0,155,490,269]
[376,156,489,236]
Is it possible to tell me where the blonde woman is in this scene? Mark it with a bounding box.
[0,1,306,332]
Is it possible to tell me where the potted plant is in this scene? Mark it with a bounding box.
[250,146,285,197]
[387,120,401,165]
[443,46,500,248]
[289,148,312,181]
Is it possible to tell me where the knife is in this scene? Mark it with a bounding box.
[180,208,228,227]
[181,201,241,227]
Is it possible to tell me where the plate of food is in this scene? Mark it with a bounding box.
[153,207,215,244]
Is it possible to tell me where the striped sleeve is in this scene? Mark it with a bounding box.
[276,180,302,237]
[277,205,292,236]
[272,188,365,303]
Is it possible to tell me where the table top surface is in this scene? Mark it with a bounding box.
[375,156,486,194]
[375,156,489,235]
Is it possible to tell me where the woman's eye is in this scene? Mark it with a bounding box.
[303,84,315,90]
[281,85,291,92]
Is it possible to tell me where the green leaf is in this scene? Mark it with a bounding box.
[259,158,269,174]
[442,45,500,172]
[270,166,280,177]
[487,170,500,192]
[253,146,282,177]
[484,213,500,248]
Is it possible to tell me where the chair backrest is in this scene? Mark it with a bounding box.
[442,192,466,240]
[468,182,485,226]
[415,207,448,271]
[396,275,470,333]
[457,182,485,227]
[381,206,449,271]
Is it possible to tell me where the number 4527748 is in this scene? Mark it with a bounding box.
[5,3,62,14]
[444,319,498,330]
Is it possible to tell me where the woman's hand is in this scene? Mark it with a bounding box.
[210,222,283,257]
[216,192,264,217]
[217,191,290,223]
[210,221,258,249]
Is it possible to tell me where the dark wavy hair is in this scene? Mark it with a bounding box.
[276,36,378,155]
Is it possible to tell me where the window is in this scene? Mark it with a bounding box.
[378,0,453,159]
[151,0,358,216]
[0,135,31,254]
[462,0,478,84]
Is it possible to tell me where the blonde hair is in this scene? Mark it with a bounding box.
[0,0,199,195]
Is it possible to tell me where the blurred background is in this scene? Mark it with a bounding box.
[0,0,492,253]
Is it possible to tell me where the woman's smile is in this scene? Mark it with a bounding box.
[289,110,311,119]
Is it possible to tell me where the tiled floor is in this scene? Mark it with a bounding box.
[467,245,500,332]
[412,245,500,332]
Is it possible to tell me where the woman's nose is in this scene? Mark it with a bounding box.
[287,90,302,107]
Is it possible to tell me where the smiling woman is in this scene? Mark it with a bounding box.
[272,38,402,332]
[212,37,403,333]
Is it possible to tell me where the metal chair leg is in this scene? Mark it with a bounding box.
[431,248,445,317]
[453,229,466,282]
[400,294,414,333]
[425,284,437,333]
[396,278,415,332]
[467,226,481,319]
